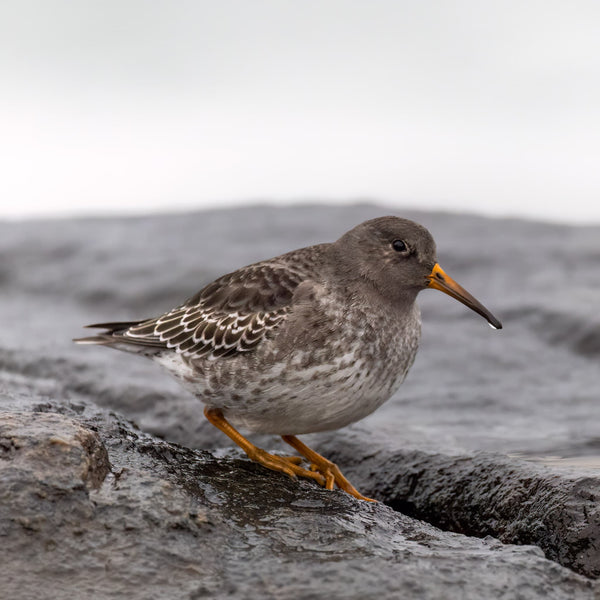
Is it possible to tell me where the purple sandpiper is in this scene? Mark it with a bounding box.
[75,217,502,501]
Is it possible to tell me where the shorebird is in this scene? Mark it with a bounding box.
[75,217,501,501]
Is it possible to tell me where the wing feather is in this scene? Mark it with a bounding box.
[117,261,308,359]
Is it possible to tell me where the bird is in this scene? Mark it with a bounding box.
[75,216,502,501]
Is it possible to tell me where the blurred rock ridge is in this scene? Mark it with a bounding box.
[1,204,599,600]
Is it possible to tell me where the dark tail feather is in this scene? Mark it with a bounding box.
[85,320,146,332]
[73,320,145,345]
[73,334,117,345]
[74,319,165,350]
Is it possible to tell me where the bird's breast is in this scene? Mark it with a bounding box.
[224,298,422,434]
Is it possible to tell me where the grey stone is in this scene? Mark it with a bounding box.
[0,400,596,600]
[319,428,600,578]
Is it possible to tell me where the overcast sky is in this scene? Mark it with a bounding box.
[1,1,599,222]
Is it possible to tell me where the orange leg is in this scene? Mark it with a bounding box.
[281,435,376,502]
[204,408,326,487]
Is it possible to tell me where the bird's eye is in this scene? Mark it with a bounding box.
[392,239,408,253]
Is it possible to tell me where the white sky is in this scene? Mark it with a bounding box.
[1,1,599,222]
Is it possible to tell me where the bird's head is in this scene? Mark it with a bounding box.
[332,216,502,329]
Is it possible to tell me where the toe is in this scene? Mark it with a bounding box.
[279,455,304,465]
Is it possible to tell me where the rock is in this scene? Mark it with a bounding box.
[0,400,596,600]
[0,412,109,538]
[319,428,600,578]
[0,412,110,490]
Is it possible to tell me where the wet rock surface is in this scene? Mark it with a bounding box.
[1,204,600,598]
[320,429,600,578]
[0,397,596,600]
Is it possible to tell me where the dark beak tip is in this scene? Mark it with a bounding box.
[489,319,503,330]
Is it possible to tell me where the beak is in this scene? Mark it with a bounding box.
[426,263,502,330]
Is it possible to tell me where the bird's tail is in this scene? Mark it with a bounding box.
[73,321,144,345]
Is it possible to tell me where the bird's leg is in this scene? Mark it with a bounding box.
[204,408,326,486]
[281,435,376,502]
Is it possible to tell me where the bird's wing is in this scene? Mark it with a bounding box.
[115,262,305,359]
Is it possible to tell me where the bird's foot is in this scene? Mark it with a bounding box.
[203,407,326,487]
[281,435,376,502]
[307,457,376,502]
[245,446,326,487]
[203,408,370,498]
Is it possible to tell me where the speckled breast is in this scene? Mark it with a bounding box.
[210,299,422,435]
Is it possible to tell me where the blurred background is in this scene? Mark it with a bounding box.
[1,0,599,223]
